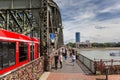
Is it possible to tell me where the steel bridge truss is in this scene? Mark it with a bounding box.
[0,0,63,55]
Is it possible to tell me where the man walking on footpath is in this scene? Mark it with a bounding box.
[62,47,67,61]
[54,52,59,70]
[59,53,63,68]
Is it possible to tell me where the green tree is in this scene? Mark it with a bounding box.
[66,42,75,47]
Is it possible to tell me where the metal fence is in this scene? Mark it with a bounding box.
[78,53,95,73]
[77,53,120,74]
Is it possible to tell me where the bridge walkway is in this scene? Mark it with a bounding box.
[39,51,120,80]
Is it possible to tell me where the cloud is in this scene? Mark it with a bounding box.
[94,26,107,29]
[54,0,120,43]
[99,3,120,13]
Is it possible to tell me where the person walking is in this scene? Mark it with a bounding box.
[71,53,76,66]
[69,48,74,58]
[54,52,59,70]
[62,47,67,61]
[59,53,63,68]
[64,48,67,61]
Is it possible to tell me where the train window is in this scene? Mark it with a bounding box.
[2,42,9,68]
[30,43,34,61]
[0,42,3,70]
[8,42,16,66]
[0,55,2,70]
[19,42,28,62]
[0,42,16,69]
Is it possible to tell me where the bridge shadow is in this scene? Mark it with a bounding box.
[52,66,55,69]
[65,62,74,66]
[51,66,63,70]
[96,78,106,80]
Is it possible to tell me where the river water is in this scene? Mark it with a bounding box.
[77,49,120,60]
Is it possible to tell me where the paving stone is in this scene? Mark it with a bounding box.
[46,50,120,80]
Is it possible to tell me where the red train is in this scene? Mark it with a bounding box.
[0,29,39,75]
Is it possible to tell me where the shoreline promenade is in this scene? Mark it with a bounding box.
[40,51,120,80]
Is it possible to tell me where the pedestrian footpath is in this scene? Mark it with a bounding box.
[52,54,84,73]
[39,72,50,80]
[39,48,120,80]
[47,73,120,80]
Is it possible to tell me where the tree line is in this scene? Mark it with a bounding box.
[66,42,120,48]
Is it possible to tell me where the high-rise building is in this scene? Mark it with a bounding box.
[75,32,80,43]
[75,32,80,48]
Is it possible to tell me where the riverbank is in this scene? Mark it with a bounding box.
[76,47,120,50]
[76,47,120,75]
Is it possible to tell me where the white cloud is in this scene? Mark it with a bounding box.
[54,0,120,43]
[99,3,120,13]
[63,17,120,43]
[73,11,95,21]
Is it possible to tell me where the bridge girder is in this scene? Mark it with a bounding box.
[0,0,63,55]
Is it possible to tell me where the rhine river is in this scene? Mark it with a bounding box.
[77,49,120,60]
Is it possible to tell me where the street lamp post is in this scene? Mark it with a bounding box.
[105,66,109,80]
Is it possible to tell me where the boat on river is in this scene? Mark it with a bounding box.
[110,52,120,56]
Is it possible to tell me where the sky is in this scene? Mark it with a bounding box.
[54,0,120,44]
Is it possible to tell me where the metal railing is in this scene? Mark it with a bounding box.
[78,54,95,73]
[78,53,120,74]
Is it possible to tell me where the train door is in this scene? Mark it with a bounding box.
[34,43,38,59]
[30,42,34,61]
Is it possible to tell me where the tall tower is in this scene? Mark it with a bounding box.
[75,32,80,48]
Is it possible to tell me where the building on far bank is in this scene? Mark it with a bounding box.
[75,32,91,48]
[79,40,92,48]
[75,32,80,48]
